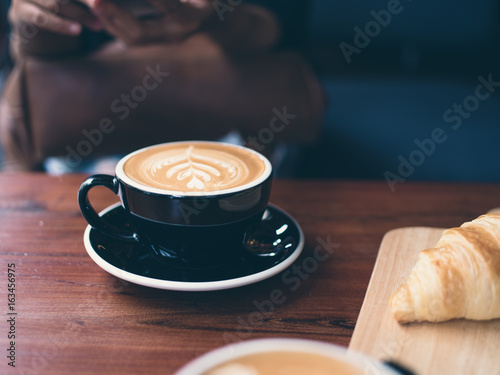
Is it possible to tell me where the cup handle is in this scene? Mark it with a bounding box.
[78,174,139,243]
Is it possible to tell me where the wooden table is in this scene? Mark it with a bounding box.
[0,173,499,374]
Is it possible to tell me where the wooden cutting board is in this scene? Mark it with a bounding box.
[349,224,500,375]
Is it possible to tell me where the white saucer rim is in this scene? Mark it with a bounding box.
[83,202,304,292]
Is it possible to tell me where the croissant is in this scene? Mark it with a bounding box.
[390,214,500,323]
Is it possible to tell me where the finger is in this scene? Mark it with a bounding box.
[57,2,103,31]
[25,0,63,13]
[170,0,213,34]
[176,0,213,23]
[94,1,148,44]
[76,0,98,8]
[11,1,82,35]
[24,0,102,30]
[140,0,212,42]
[179,0,211,11]
[25,0,95,14]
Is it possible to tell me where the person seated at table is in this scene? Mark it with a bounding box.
[0,0,324,173]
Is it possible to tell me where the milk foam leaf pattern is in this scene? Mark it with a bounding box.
[138,145,252,192]
[165,146,222,190]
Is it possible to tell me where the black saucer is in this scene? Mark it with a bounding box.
[84,203,304,291]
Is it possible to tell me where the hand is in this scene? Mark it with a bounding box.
[9,0,103,36]
[93,0,213,45]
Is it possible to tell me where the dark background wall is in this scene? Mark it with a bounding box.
[299,0,500,182]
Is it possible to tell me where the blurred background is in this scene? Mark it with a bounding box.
[298,0,500,181]
[1,0,500,181]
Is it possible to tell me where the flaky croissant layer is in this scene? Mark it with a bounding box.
[390,214,500,323]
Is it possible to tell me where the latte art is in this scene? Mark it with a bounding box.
[123,142,268,193]
[164,146,225,190]
[142,146,248,191]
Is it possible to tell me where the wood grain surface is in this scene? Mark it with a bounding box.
[349,227,500,375]
[0,173,499,374]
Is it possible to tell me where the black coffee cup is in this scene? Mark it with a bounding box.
[78,141,273,268]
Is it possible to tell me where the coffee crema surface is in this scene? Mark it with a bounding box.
[123,142,267,193]
[203,351,362,375]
